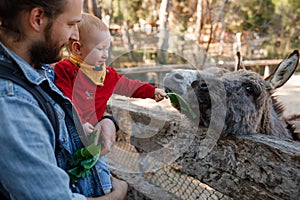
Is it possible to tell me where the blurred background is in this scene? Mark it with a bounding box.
[82,0,300,83]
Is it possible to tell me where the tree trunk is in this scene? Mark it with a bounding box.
[195,0,203,43]
[83,0,89,13]
[157,0,170,64]
[122,0,133,60]
[83,0,101,19]
[93,0,102,20]
[106,0,114,66]
[206,0,228,52]
[87,0,94,15]
[108,0,113,27]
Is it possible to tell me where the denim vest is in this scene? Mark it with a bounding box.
[0,42,106,198]
[56,102,107,197]
[43,66,110,197]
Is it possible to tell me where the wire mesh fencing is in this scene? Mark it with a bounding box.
[108,141,231,200]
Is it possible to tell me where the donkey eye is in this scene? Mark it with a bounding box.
[244,83,260,97]
[246,85,254,93]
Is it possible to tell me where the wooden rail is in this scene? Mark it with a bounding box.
[116,59,299,75]
[115,64,195,74]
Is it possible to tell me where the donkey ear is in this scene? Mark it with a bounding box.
[235,51,245,71]
[265,50,299,89]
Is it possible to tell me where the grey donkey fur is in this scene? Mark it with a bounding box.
[163,50,299,140]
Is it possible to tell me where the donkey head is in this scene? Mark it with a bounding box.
[164,50,299,139]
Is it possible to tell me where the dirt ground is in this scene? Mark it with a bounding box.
[276,73,300,117]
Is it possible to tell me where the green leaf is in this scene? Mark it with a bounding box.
[68,166,83,178]
[67,131,102,181]
[167,93,197,119]
[72,147,92,164]
[81,155,99,169]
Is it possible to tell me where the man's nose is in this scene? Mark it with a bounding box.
[70,25,79,41]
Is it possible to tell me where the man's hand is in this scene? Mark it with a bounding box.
[95,116,116,156]
[110,176,128,199]
[87,176,128,200]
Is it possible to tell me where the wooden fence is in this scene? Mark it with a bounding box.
[116,59,300,80]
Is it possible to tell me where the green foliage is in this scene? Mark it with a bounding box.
[267,0,300,55]
[230,0,276,35]
[103,0,157,27]
[167,93,196,119]
[101,0,298,59]
[126,0,143,24]
[67,131,101,183]
[170,0,197,32]
[224,0,299,57]
[103,0,124,24]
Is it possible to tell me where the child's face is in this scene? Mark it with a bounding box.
[80,27,111,67]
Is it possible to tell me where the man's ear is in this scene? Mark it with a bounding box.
[29,7,45,32]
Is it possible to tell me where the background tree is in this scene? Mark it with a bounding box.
[270,0,300,57]
[84,0,102,19]
[98,0,298,64]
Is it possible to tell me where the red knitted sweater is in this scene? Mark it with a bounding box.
[54,59,156,125]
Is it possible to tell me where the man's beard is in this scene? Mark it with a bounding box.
[29,30,63,69]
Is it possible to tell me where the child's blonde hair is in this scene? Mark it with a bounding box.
[78,12,110,44]
[66,13,110,52]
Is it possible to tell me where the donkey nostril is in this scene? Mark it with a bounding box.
[200,82,207,89]
[191,80,199,88]
[191,80,208,91]
[174,73,184,79]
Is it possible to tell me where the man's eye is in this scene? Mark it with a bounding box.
[68,24,76,28]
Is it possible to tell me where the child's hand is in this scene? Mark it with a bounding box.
[154,88,167,102]
[82,122,95,135]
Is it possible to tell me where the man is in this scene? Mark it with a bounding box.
[0,0,127,199]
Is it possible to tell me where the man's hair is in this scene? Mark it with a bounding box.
[78,12,110,44]
[0,0,69,41]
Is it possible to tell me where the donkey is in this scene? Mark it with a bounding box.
[163,50,299,140]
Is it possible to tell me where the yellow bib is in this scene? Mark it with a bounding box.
[69,54,106,86]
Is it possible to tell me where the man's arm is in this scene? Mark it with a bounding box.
[0,85,84,199]
[90,111,128,200]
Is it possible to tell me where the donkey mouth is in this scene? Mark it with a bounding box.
[165,85,212,127]
[164,87,173,94]
[189,79,215,127]
[196,98,212,127]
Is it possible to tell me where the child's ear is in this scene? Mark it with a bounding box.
[72,41,82,55]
